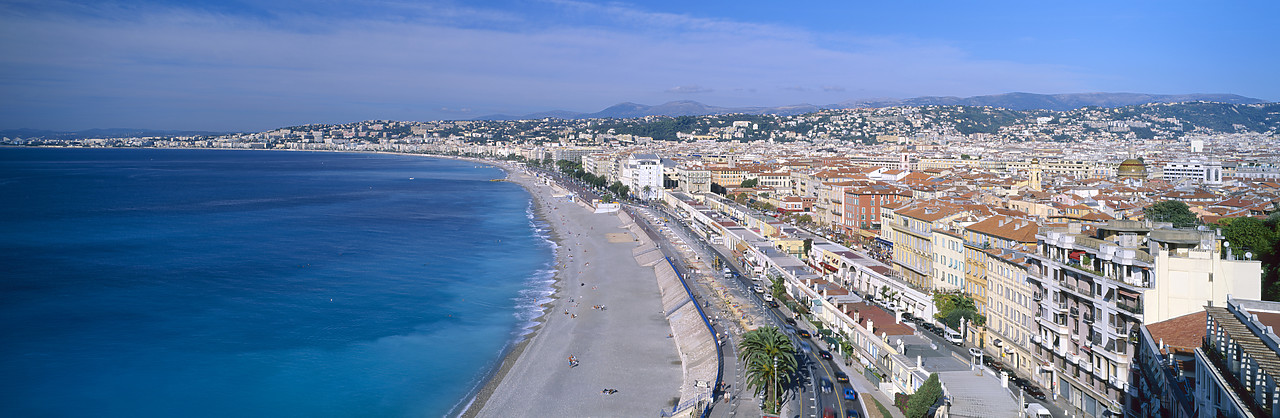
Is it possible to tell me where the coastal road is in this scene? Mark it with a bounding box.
[630,205,863,418]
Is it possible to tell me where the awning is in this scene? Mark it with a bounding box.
[1116,288,1139,299]
[821,262,838,272]
[1068,250,1085,260]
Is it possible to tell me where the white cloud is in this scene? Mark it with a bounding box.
[0,1,1095,130]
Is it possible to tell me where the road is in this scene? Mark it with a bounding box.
[527,166,867,417]
[630,205,864,418]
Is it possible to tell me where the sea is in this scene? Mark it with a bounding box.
[0,148,557,417]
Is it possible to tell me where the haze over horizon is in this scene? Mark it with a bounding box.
[2,0,1277,132]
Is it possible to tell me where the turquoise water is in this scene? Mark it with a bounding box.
[0,148,556,417]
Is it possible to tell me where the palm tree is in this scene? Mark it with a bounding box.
[739,327,797,414]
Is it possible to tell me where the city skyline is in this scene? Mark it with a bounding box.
[2,0,1277,132]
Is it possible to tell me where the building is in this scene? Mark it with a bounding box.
[983,248,1039,378]
[882,200,968,290]
[1025,220,1261,417]
[623,153,663,200]
[1162,161,1224,186]
[1132,311,1203,418]
[841,182,910,236]
[1196,297,1280,418]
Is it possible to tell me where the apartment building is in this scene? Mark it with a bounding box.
[841,182,910,236]
[1024,221,1261,417]
[623,153,663,200]
[882,200,968,289]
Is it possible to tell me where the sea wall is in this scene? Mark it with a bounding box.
[620,210,717,416]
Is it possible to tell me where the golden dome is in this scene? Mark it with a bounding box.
[1117,158,1147,178]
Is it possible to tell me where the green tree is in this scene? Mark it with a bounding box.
[741,178,759,188]
[1220,217,1275,260]
[933,292,985,329]
[770,275,787,303]
[739,327,798,415]
[1145,200,1198,228]
[797,214,813,225]
[906,373,941,418]
[803,238,813,258]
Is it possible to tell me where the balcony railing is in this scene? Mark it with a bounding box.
[1117,302,1143,316]
[1202,340,1273,418]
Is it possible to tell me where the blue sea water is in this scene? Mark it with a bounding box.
[0,148,556,417]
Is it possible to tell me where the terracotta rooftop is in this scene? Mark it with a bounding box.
[1145,310,1207,355]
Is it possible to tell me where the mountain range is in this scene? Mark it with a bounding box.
[476,92,1268,121]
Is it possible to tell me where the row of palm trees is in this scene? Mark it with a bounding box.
[738,327,798,415]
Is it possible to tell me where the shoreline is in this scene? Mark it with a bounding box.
[454,159,567,417]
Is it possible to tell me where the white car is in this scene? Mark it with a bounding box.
[752,285,764,294]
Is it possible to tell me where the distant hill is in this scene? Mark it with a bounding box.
[0,128,233,140]
[477,92,1269,120]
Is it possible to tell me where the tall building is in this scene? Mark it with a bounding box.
[1025,221,1261,417]
[623,153,663,200]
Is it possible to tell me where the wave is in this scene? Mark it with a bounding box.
[446,203,559,417]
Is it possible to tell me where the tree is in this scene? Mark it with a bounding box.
[1220,217,1275,260]
[770,275,787,303]
[1145,200,1198,227]
[741,178,759,188]
[803,238,813,258]
[739,327,798,415]
[933,292,985,329]
[906,373,941,418]
[797,214,813,225]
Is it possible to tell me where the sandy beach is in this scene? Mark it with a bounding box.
[461,163,683,417]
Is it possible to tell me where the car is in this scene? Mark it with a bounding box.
[834,371,849,383]
[822,408,836,418]
[797,329,812,339]
[763,292,773,302]
[784,318,797,326]
[843,387,858,401]
[818,350,832,360]
[751,285,764,294]
[1025,387,1047,401]
[767,300,779,308]
[798,341,813,354]
[819,378,833,393]
[845,409,861,418]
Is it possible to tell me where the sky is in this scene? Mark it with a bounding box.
[1,0,1277,132]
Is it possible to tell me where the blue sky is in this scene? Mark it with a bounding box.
[1,0,1276,131]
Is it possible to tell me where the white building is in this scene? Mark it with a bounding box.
[624,153,663,200]
[1162,160,1223,185]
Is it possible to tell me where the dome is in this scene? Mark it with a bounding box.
[1117,158,1147,178]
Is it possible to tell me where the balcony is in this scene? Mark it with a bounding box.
[1084,314,1095,324]
[1201,340,1274,418]
[1117,301,1143,316]
[1033,292,1043,302]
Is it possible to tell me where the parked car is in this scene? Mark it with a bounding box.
[818,350,832,360]
[843,387,858,400]
[835,371,849,383]
[1025,387,1047,401]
